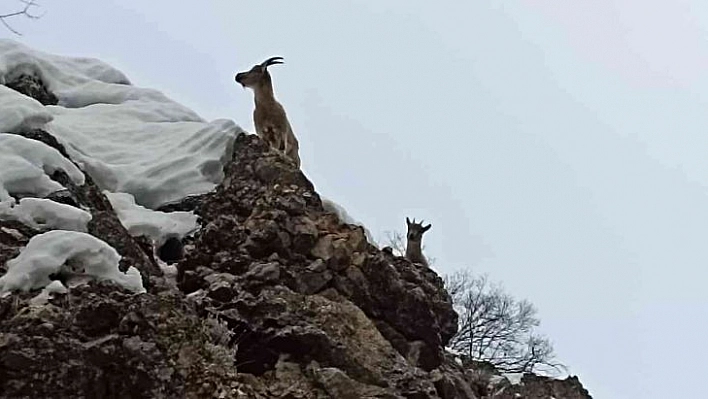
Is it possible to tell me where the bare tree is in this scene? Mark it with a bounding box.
[1,0,41,35]
[383,230,559,373]
[384,230,406,257]
[445,270,563,374]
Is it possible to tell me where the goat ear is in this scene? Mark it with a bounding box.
[406,217,411,226]
[422,224,432,232]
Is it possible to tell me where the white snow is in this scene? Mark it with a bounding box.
[29,280,68,306]
[0,230,145,294]
[43,279,69,294]
[0,39,244,209]
[48,108,239,208]
[0,85,53,132]
[0,40,242,297]
[322,197,376,245]
[0,133,85,201]
[503,373,525,385]
[105,191,198,245]
[0,197,91,232]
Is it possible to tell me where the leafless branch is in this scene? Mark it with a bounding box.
[384,230,406,257]
[445,269,564,375]
[0,0,41,35]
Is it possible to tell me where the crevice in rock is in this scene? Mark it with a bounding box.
[232,324,280,376]
[157,236,184,264]
[4,68,58,106]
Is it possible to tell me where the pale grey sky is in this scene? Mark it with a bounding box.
[5,1,708,397]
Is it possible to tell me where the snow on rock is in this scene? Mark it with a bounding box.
[0,40,130,104]
[105,191,198,245]
[322,197,376,245]
[29,280,68,306]
[503,373,525,385]
[0,133,85,201]
[0,39,243,209]
[49,110,239,208]
[0,230,145,294]
[0,197,91,232]
[0,85,53,132]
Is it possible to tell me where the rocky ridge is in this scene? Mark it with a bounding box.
[0,72,592,398]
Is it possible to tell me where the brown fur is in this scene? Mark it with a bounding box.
[235,57,301,168]
[405,217,431,267]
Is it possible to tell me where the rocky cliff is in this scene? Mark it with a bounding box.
[0,61,592,398]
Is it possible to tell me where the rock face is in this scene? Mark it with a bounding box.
[173,133,460,397]
[493,374,592,399]
[0,73,593,398]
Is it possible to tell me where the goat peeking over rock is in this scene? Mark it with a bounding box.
[235,56,301,168]
[405,217,431,267]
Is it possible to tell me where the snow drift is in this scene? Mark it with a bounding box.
[0,39,244,209]
[0,230,144,294]
[0,197,92,232]
[105,191,198,245]
[0,133,84,201]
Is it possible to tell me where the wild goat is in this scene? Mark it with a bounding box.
[235,56,301,168]
[405,217,431,267]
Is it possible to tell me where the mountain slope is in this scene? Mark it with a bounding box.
[0,40,591,399]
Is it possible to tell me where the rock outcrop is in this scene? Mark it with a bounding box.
[0,72,593,398]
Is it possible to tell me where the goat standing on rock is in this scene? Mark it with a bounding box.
[405,217,431,267]
[235,56,301,168]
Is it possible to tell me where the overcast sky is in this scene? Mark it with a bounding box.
[4,1,708,397]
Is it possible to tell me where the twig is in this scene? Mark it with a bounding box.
[0,0,41,36]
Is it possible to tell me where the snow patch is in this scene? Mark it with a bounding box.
[29,280,68,306]
[0,39,244,209]
[0,39,131,104]
[322,197,376,245]
[0,230,145,294]
[503,373,524,385]
[0,133,85,201]
[0,197,91,232]
[48,110,240,208]
[0,85,53,132]
[105,191,198,244]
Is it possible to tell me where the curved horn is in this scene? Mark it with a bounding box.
[261,56,284,67]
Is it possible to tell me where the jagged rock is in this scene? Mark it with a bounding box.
[178,135,457,373]
[311,365,399,399]
[491,374,592,399]
[429,354,480,399]
[297,268,333,294]
[0,284,242,398]
[207,280,234,302]
[306,258,326,272]
[156,194,209,213]
[0,74,593,398]
[245,262,281,282]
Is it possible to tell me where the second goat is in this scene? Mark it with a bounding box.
[405,217,431,267]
